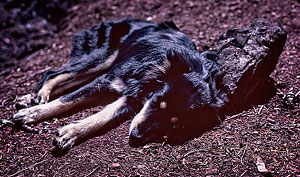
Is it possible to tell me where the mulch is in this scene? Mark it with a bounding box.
[1,0,299,176]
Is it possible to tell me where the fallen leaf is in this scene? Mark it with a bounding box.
[256,156,269,173]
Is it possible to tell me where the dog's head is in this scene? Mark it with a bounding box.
[129,50,228,146]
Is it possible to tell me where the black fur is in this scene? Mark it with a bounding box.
[37,19,228,146]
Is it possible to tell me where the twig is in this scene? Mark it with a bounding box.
[240,145,248,165]
[253,106,257,113]
[225,112,245,121]
[241,171,247,177]
[9,159,47,177]
[295,90,300,97]
[84,165,101,177]
[258,105,265,115]
[183,149,208,158]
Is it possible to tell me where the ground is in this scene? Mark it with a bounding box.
[1,0,300,176]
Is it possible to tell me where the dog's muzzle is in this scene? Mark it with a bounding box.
[129,127,161,147]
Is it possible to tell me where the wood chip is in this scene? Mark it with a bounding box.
[256,156,269,173]
[112,163,120,168]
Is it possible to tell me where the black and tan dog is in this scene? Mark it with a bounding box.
[13,19,228,149]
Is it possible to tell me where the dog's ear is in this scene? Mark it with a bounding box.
[166,49,191,76]
[159,21,179,31]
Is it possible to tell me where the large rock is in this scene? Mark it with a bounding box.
[215,19,287,113]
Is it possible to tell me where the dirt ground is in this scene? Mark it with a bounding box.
[1,0,300,176]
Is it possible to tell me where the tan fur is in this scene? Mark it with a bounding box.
[37,50,119,103]
[160,101,167,109]
[51,76,93,96]
[86,50,119,74]
[55,96,127,148]
[38,73,74,103]
[13,98,74,124]
[110,78,126,93]
[145,58,170,79]
[170,117,178,124]
[129,99,151,135]
[157,58,171,73]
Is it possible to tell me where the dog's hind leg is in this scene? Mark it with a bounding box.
[16,23,121,107]
[36,72,75,104]
[15,49,120,110]
[36,20,132,104]
[37,49,120,104]
[53,95,132,150]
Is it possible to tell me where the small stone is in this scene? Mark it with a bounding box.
[270,125,280,131]
[146,17,152,21]
[143,145,150,149]
[182,158,188,165]
[112,163,120,168]
[1,119,12,125]
[137,164,145,169]
[4,38,10,44]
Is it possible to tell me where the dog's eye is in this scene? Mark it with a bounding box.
[159,101,167,109]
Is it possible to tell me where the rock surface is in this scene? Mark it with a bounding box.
[215,19,287,113]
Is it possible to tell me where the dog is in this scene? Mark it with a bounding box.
[13,18,228,149]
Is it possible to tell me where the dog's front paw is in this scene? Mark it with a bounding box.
[38,92,50,104]
[13,107,41,125]
[53,124,80,150]
[38,87,53,104]
[15,94,40,109]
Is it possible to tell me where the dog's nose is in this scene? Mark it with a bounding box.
[129,128,144,147]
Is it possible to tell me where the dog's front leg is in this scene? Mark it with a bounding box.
[13,75,111,125]
[13,97,75,125]
[53,96,131,150]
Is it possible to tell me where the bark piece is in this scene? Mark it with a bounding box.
[215,19,287,113]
